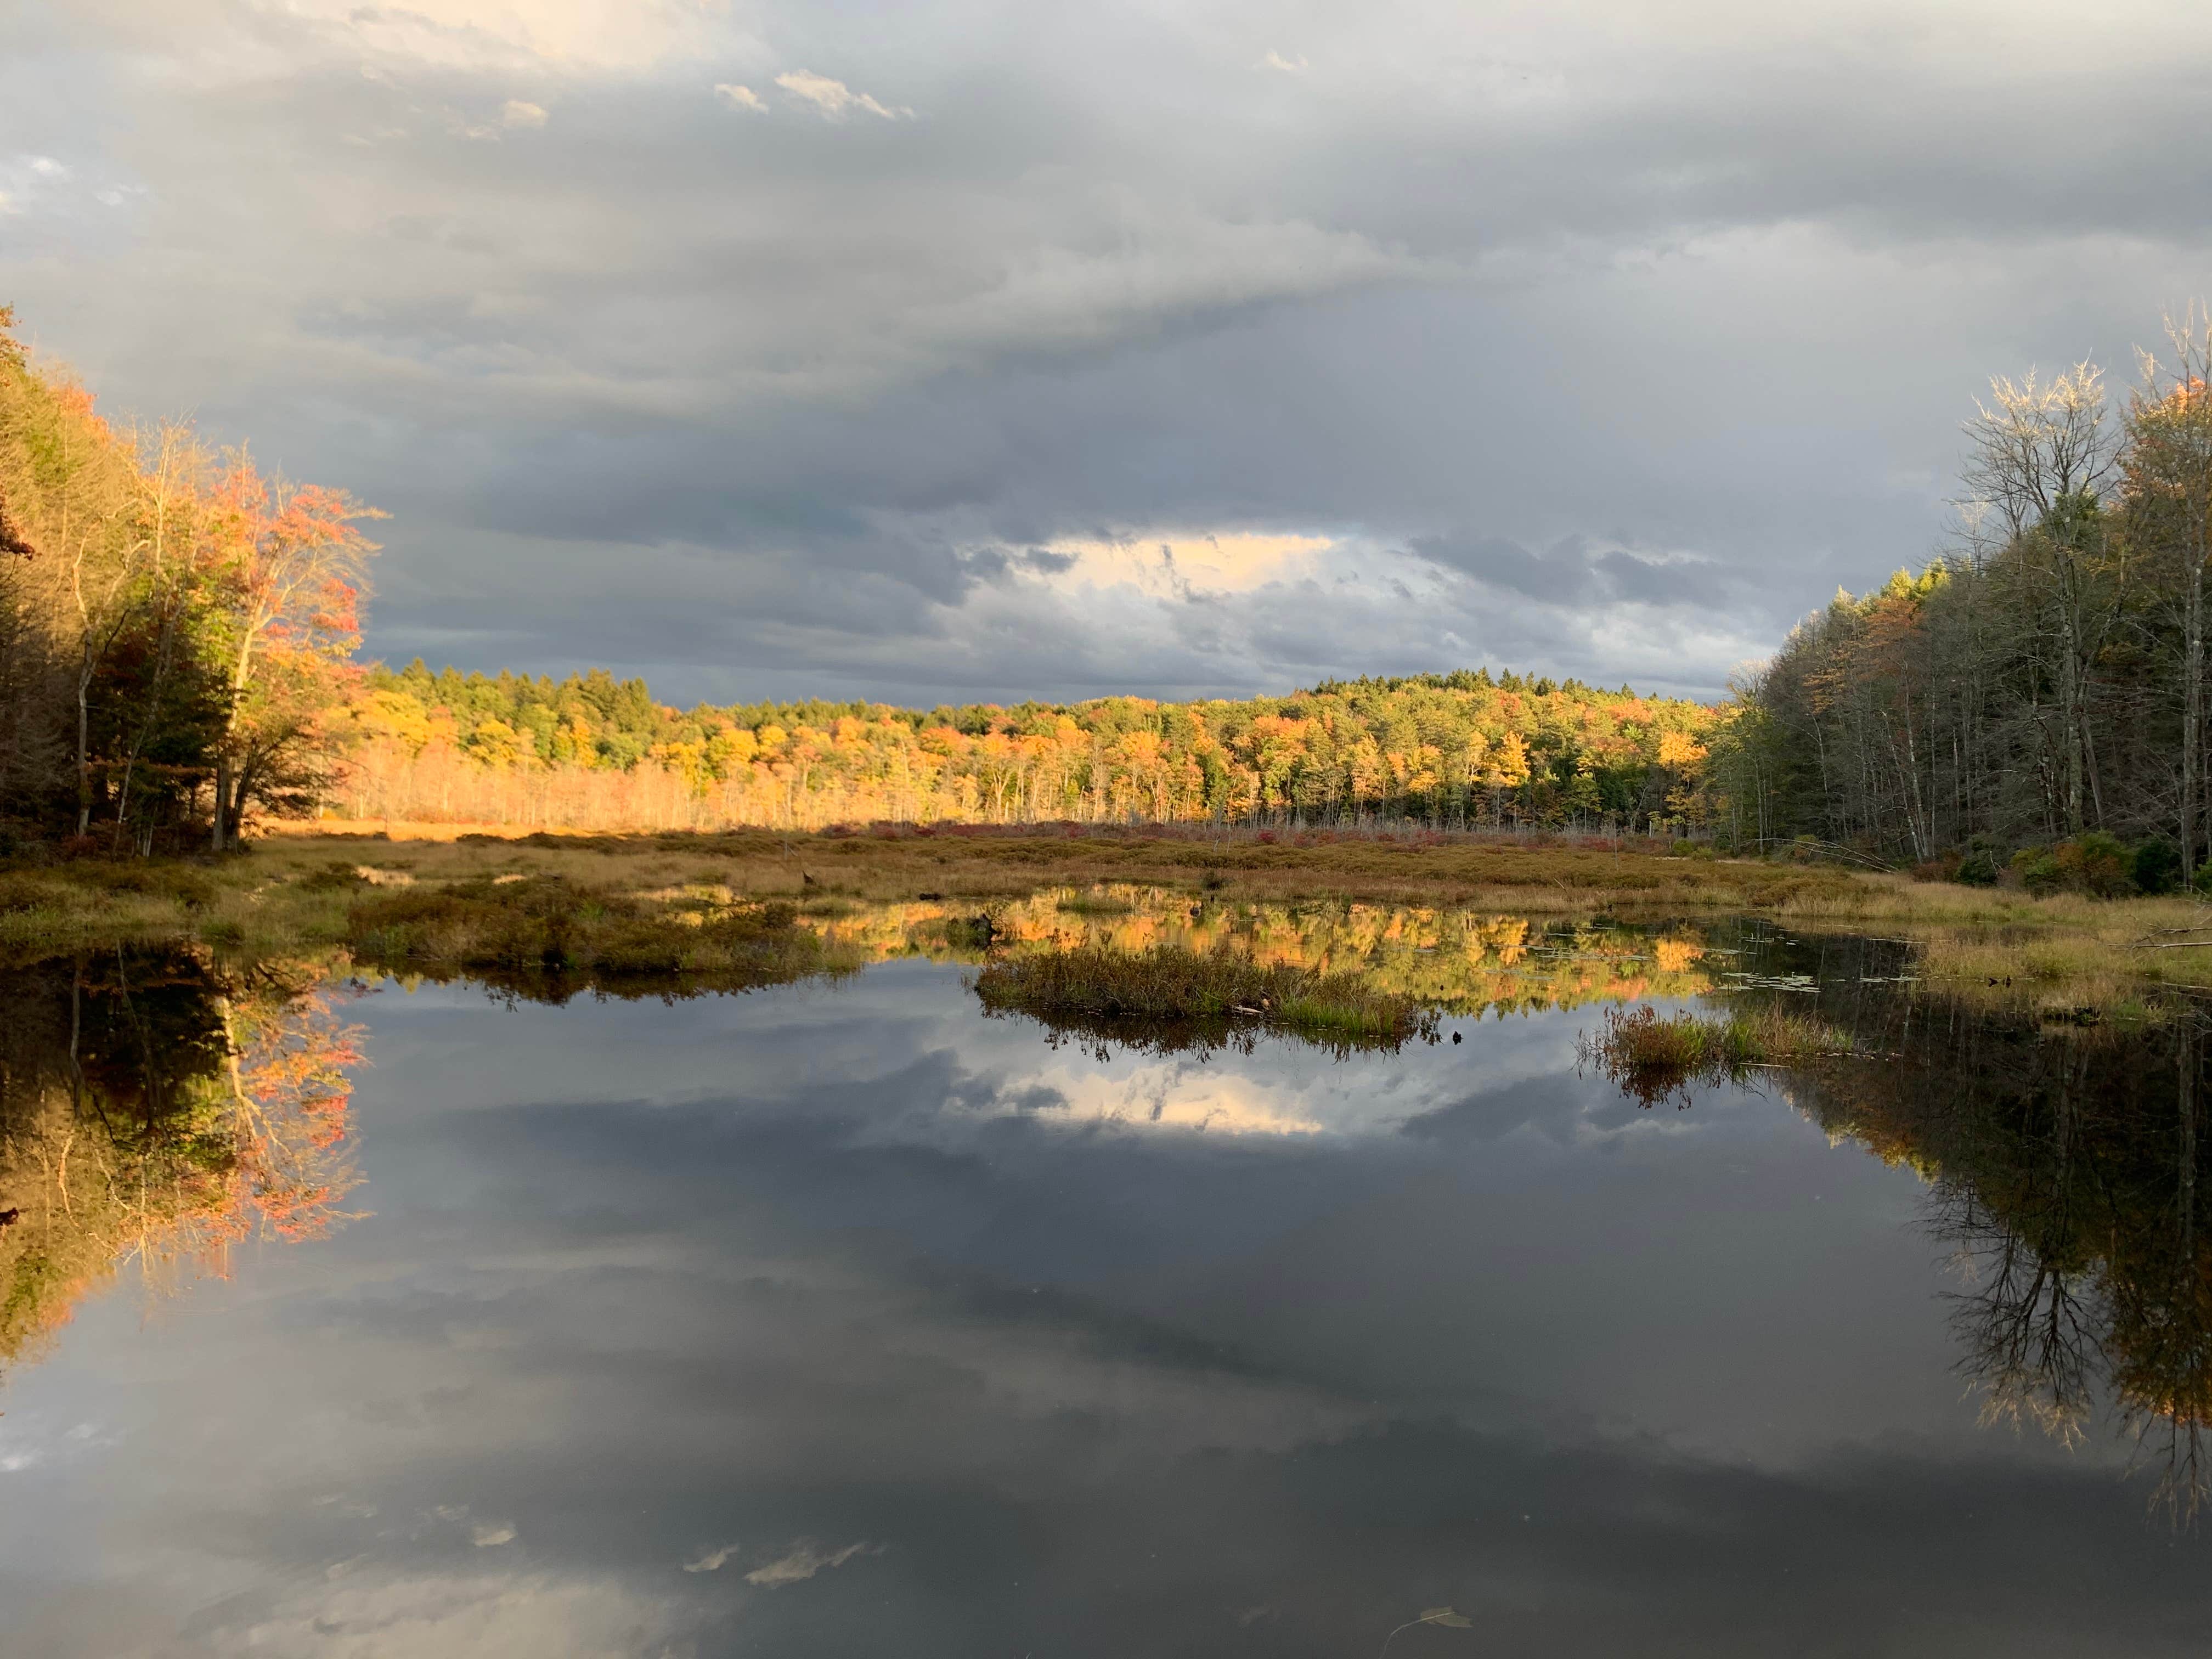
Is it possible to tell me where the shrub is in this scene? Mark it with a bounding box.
[1955,848,1999,888]
[2059,832,2137,898]
[2131,838,2182,896]
[2013,833,2137,899]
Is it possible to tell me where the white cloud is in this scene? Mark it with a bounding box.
[241,0,732,74]
[773,70,910,121]
[1026,532,1332,599]
[681,1542,741,1572]
[743,1539,873,1587]
[1259,49,1307,73]
[220,1568,683,1655]
[713,82,767,113]
[500,99,549,128]
[0,154,87,218]
[471,1521,518,1546]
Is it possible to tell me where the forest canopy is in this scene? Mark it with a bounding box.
[0,305,378,854]
[330,661,1716,833]
[1712,310,2212,887]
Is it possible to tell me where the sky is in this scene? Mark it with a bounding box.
[6,1,2212,709]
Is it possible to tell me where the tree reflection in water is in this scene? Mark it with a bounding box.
[22,906,2212,1532]
[0,948,364,1374]
[1740,957,2212,1523]
[809,886,1716,1014]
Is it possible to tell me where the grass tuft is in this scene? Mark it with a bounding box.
[1583,1002,1858,1108]
[972,942,1437,1053]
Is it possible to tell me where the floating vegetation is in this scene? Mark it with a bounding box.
[972,943,1438,1057]
[1720,970,1820,993]
[1581,1002,1860,1108]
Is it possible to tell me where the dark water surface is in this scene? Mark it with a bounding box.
[5,946,2212,1656]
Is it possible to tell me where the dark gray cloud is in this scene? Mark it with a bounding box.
[7,1,2212,704]
[1408,533,1734,611]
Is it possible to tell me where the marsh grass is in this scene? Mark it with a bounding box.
[1,827,1856,971]
[0,861,226,960]
[1584,1002,1860,1108]
[343,876,853,994]
[14,827,2212,1015]
[1777,874,2212,1012]
[972,942,1438,1055]
[268,822,1865,913]
[1054,891,1138,915]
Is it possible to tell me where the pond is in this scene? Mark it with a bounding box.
[4,902,2210,1656]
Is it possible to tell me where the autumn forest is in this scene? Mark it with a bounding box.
[12,297,2212,890]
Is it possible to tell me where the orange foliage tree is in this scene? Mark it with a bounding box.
[328,664,1720,834]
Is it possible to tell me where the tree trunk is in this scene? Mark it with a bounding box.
[2061,607,2086,835]
[212,751,230,852]
[2187,560,2204,880]
[75,651,93,838]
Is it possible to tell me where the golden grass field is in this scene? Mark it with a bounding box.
[3,821,2209,1011]
[263,819,1867,907]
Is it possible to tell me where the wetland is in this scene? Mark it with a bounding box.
[7,880,2212,1654]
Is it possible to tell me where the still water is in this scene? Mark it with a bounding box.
[4,917,2211,1656]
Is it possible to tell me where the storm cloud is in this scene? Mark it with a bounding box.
[7,0,2212,703]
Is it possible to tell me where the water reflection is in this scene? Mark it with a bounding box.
[9,920,2212,1653]
[1747,957,2212,1522]
[0,949,362,1374]
[805,887,1714,1013]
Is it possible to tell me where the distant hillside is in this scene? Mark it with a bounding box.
[330,660,1716,832]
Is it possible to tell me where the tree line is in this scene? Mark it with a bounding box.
[0,307,377,854]
[1713,311,2212,889]
[334,663,1716,833]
